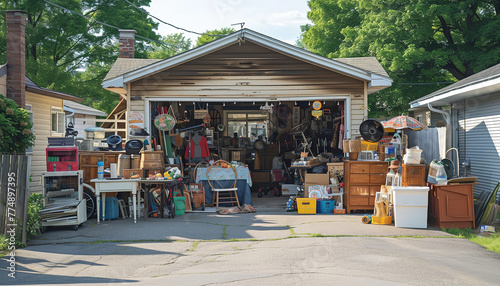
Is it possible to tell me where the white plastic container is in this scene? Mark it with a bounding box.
[392,186,430,228]
[404,148,422,164]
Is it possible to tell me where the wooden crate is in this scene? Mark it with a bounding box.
[140,151,164,169]
[123,168,142,179]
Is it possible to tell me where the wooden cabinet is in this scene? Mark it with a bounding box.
[344,161,388,213]
[79,151,123,188]
[428,183,475,229]
[402,164,426,186]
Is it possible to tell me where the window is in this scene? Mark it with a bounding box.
[416,114,423,124]
[25,104,34,153]
[51,107,65,134]
[227,111,269,141]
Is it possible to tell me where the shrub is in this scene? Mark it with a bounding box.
[0,94,35,153]
[26,193,44,239]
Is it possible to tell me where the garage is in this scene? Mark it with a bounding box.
[102,28,392,210]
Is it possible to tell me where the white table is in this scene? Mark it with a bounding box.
[91,179,140,224]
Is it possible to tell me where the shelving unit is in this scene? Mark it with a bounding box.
[40,171,86,230]
[46,147,79,172]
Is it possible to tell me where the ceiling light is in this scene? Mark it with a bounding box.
[308,102,311,106]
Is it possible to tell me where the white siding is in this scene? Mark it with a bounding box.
[26,92,64,193]
[456,92,500,197]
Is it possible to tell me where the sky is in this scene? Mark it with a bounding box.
[146,0,312,45]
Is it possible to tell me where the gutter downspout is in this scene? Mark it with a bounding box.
[427,103,450,125]
[427,102,452,158]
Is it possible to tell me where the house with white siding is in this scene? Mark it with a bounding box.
[1,10,82,192]
[64,100,107,138]
[410,62,500,198]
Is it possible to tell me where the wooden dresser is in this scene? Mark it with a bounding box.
[344,161,388,213]
[402,164,426,186]
[79,151,123,188]
[428,183,475,229]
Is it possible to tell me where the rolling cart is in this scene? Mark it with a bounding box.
[40,171,87,231]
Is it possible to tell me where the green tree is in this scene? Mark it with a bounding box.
[195,27,235,47]
[0,0,159,113]
[301,0,500,117]
[148,34,192,59]
[0,94,35,153]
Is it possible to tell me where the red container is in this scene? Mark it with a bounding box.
[46,147,79,172]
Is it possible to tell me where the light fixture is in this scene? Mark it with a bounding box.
[179,102,181,106]
[295,101,297,106]
[234,102,236,104]
[253,102,255,105]
[323,101,326,104]
[223,102,225,106]
[308,101,311,106]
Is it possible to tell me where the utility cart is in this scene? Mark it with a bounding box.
[40,171,87,231]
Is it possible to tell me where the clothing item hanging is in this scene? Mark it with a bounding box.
[184,134,210,159]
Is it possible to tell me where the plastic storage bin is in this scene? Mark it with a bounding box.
[393,186,429,228]
[319,200,336,214]
[297,198,316,214]
[100,197,119,220]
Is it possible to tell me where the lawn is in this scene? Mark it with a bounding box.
[445,228,500,253]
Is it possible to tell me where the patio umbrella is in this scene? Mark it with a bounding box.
[382,115,428,131]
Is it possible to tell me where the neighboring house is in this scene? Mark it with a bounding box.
[409,62,500,197]
[64,100,107,137]
[1,11,82,192]
[102,29,392,141]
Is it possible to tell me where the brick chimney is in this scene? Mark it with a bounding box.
[119,29,136,58]
[6,10,27,108]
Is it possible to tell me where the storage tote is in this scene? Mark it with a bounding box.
[297,198,316,214]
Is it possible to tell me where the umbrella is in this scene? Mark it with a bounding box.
[382,115,428,131]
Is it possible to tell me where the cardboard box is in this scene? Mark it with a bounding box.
[304,173,330,198]
[327,163,344,178]
[281,184,300,195]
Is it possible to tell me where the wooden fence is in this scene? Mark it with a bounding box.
[0,154,31,244]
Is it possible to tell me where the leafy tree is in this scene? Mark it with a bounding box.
[195,27,235,47]
[301,0,500,117]
[0,0,159,113]
[148,34,192,59]
[0,94,35,153]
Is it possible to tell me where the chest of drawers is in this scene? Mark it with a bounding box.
[344,161,388,213]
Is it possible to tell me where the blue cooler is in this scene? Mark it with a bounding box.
[100,197,119,220]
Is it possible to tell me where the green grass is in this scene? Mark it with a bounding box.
[0,235,8,257]
[444,228,500,253]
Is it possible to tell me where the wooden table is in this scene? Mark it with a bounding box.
[289,162,324,184]
[91,178,140,224]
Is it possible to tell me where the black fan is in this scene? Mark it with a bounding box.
[359,119,385,142]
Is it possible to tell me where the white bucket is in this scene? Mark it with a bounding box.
[404,149,422,164]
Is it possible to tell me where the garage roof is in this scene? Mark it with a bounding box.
[103,29,392,94]
[410,62,500,108]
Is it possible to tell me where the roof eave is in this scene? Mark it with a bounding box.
[26,86,82,102]
[410,76,500,108]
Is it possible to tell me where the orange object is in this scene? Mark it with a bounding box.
[130,174,140,179]
[334,209,346,214]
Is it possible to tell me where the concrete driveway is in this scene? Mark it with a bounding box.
[2,206,500,285]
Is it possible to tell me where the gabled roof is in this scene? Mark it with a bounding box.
[104,58,161,81]
[103,29,392,94]
[410,62,500,108]
[64,100,107,117]
[25,76,82,102]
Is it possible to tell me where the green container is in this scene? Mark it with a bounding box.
[174,196,186,215]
